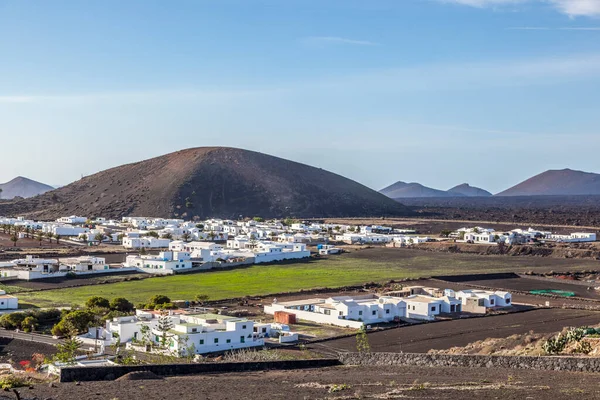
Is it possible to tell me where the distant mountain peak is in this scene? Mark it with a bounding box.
[380,181,491,198]
[497,169,600,196]
[448,183,492,197]
[0,177,53,199]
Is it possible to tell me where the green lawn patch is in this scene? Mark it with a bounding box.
[17,248,600,308]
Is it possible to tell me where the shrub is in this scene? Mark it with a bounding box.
[110,297,134,313]
[0,375,27,390]
[85,296,110,309]
[0,312,27,330]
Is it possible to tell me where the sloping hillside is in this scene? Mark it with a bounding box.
[497,169,600,196]
[0,177,53,199]
[0,147,413,219]
[447,183,492,197]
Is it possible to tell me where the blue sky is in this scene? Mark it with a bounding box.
[1,0,600,193]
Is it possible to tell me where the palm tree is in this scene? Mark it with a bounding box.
[181,232,191,242]
[54,233,60,244]
[81,234,88,243]
[45,231,54,243]
[94,233,105,245]
[36,230,44,246]
[25,227,31,239]
[9,234,17,247]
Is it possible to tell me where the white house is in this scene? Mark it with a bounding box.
[456,290,512,309]
[59,256,110,272]
[122,237,171,249]
[56,216,87,224]
[404,295,444,321]
[123,251,192,274]
[548,232,597,243]
[0,290,18,310]
[158,314,264,356]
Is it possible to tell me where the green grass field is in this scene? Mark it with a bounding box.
[16,248,600,308]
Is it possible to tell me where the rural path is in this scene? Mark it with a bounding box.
[0,329,62,345]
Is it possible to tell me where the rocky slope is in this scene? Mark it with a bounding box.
[0,147,413,220]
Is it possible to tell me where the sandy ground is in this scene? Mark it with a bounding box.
[10,365,600,400]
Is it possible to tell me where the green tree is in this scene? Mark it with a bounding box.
[110,297,134,313]
[21,316,38,333]
[253,217,264,223]
[161,232,173,240]
[356,327,371,353]
[45,231,54,243]
[149,295,171,307]
[9,234,18,247]
[94,233,105,245]
[51,310,96,336]
[54,233,60,244]
[181,232,191,242]
[85,296,110,309]
[145,230,159,238]
[0,312,27,330]
[194,294,209,305]
[157,311,174,349]
[36,230,44,246]
[81,234,88,243]
[53,322,82,365]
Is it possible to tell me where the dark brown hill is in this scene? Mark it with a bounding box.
[497,169,600,196]
[0,177,53,199]
[0,147,413,219]
[447,183,492,197]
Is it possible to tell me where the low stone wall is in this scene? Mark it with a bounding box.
[59,358,340,382]
[339,352,600,372]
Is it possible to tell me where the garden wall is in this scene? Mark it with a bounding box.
[59,358,340,382]
[339,352,600,372]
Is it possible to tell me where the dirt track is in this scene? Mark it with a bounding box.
[309,309,600,354]
[14,365,600,399]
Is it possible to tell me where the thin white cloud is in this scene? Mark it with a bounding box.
[0,88,283,105]
[507,26,551,29]
[301,36,381,47]
[508,26,600,29]
[560,26,600,29]
[441,0,600,17]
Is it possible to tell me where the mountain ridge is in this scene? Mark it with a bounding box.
[380,181,491,198]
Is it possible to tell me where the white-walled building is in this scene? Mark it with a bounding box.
[0,290,18,310]
[124,251,192,274]
[56,216,87,224]
[548,232,597,243]
[59,256,110,272]
[122,237,171,249]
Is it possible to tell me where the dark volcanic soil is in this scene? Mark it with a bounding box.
[309,309,600,354]
[400,194,600,226]
[17,365,600,399]
[0,338,56,363]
